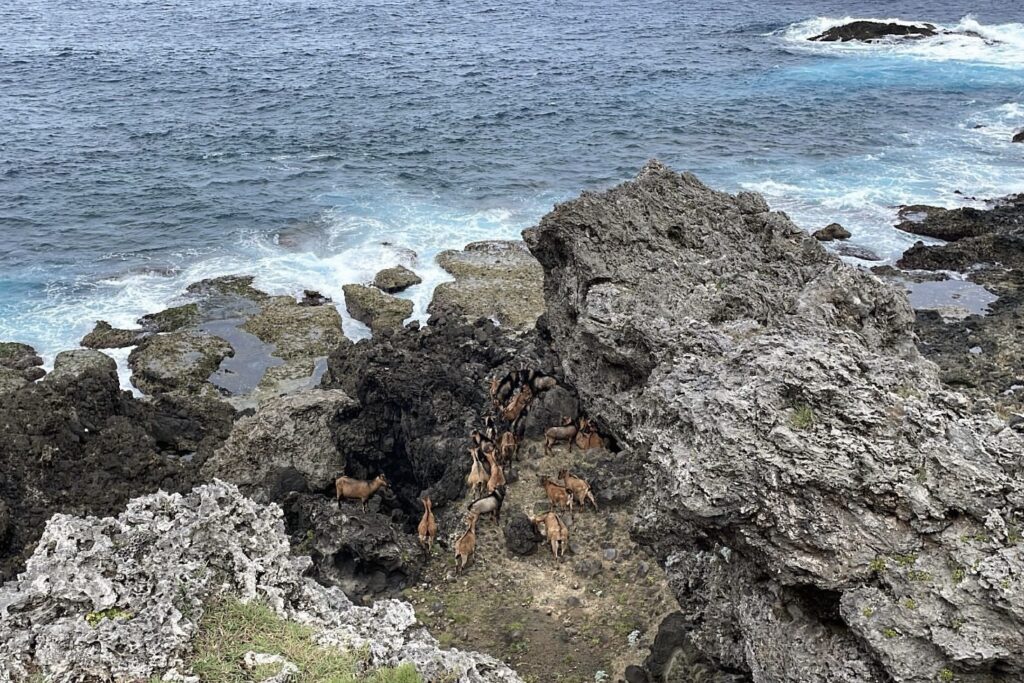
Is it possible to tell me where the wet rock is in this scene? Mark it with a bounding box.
[21,367,46,382]
[128,330,233,397]
[504,513,541,556]
[373,265,422,293]
[895,196,1024,242]
[429,240,544,332]
[812,223,851,241]
[833,243,881,261]
[81,320,145,349]
[0,342,43,372]
[137,303,200,333]
[343,284,413,334]
[527,161,1024,681]
[0,482,521,682]
[200,389,358,496]
[185,274,269,302]
[299,289,332,306]
[1013,129,1024,143]
[810,21,937,42]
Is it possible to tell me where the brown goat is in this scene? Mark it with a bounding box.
[454,513,479,574]
[497,430,518,465]
[544,416,578,455]
[541,477,573,513]
[485,450,506,493]
[574,417,606,450]
[558,469,598,511]
[466,447,489,498]
[471,429,496,457]
[532,511,569,561]
[335,474,389,511]
[417,496,437,553]
[501,386,533,422]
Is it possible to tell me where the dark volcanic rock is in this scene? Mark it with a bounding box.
[343,284,414,334]
[320,316,554,513]
[373,265,422,293]
[0,348,200,581]
[810,21,937,42]
[812,223,851,241]
[1013,129,1024,143]
[516,385,580,438]
[81,320,145,349]
[504,513,541,556]
[833,243,882,261]
[895,196,1024,242]
[526,161,1024,682]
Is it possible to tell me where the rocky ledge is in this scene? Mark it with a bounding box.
[0,481,520,683]
[526,161,1024,683]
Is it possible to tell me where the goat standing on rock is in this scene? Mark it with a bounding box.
[544,416,578,455]
[334,474,389,512]
[417,496,437,554]
[454,513,479,574]
[559,469,598,511]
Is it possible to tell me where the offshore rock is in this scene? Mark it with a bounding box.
[343,284,414,334]
[373,265,422,293]
[811,223,851,241]
[810,21,937,42]
[525,161,1024,682]
[895,196,1024,242]
[80,320,146,349]
[0,481,521,682]
[128,330,233,397]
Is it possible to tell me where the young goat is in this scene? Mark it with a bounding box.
[417,496,437,554]
[532,511,569,561]
[454,513,479,574]
[485,450,506,493]
[543,416,578,455]
[335,474,389,511]
[558,469,598,511]
[541,477,573,513]
[466,447,489,498]
[467,486,505,524]
[501,386,533,423]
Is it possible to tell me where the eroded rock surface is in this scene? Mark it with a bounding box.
[81,320,145,349]
[343,284,413,334]
[525,161,1024,682]
[429,241,544,332]
[373,265,422,293]
[0,481,521,683]
[128,330,234,398]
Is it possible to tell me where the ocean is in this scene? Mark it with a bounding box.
[2,0,1022,370]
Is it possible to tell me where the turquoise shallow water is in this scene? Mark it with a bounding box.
[1,0,1022,361]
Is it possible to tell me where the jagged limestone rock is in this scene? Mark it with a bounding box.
[525,161,1024,683]
[0,481,522,683]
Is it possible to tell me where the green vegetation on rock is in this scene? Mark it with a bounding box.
[189,598,422,683]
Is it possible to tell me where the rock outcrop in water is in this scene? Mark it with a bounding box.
[810,21,938,42]
[525,161,1024,682]
[0,481,521,682]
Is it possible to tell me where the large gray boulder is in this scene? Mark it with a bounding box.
[128,330,233,397]
[525,161,1024,683]
[200,389,358,495]
[0,481,521,682]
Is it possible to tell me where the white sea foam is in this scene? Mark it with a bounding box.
[776,16,1024,69]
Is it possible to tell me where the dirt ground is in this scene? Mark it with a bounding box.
[403,438,680,683]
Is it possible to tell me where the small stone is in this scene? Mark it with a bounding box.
[812,223,852,241]
[636,561,650,578]
[602,548,618,561]
[575,559,602,579]
[566,596,582,608]
[624,665,649,683]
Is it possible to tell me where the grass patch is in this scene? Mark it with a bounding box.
[789,403,816,430]
[85,607,133,627]
[190,598,422,683]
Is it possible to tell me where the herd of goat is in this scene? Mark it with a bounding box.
[333,368,606,574]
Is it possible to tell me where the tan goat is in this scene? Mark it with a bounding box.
[466,447,489,497]
[417,496,437,553]
[558,469,598,511]
[485,450,506,493]
[335,474,389,511]
[541,477,573,513]
[497,430,518,466]
[544,416,578,455]
[454,513,479,574]
[532,511,569,561]
[574,417,606,450]
[501,386,533,422]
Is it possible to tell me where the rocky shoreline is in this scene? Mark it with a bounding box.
[1,163,1022,682]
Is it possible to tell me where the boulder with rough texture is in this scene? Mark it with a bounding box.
[810,21,937,42]
[343,284,413,334]
[504,513,541,556]
[0,342,44,384]
[833,242,882,261]
[201,389,358,495]
[429,241,544,331]
[81,320,146,349]
[373,265,422,293]
[0,481,522,683]
[812,223,851,241]
[128,330,233,397]
[895,196,1024,242]
[525,161,1024,683]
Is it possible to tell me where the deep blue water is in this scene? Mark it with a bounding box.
[2,0,1023,365]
